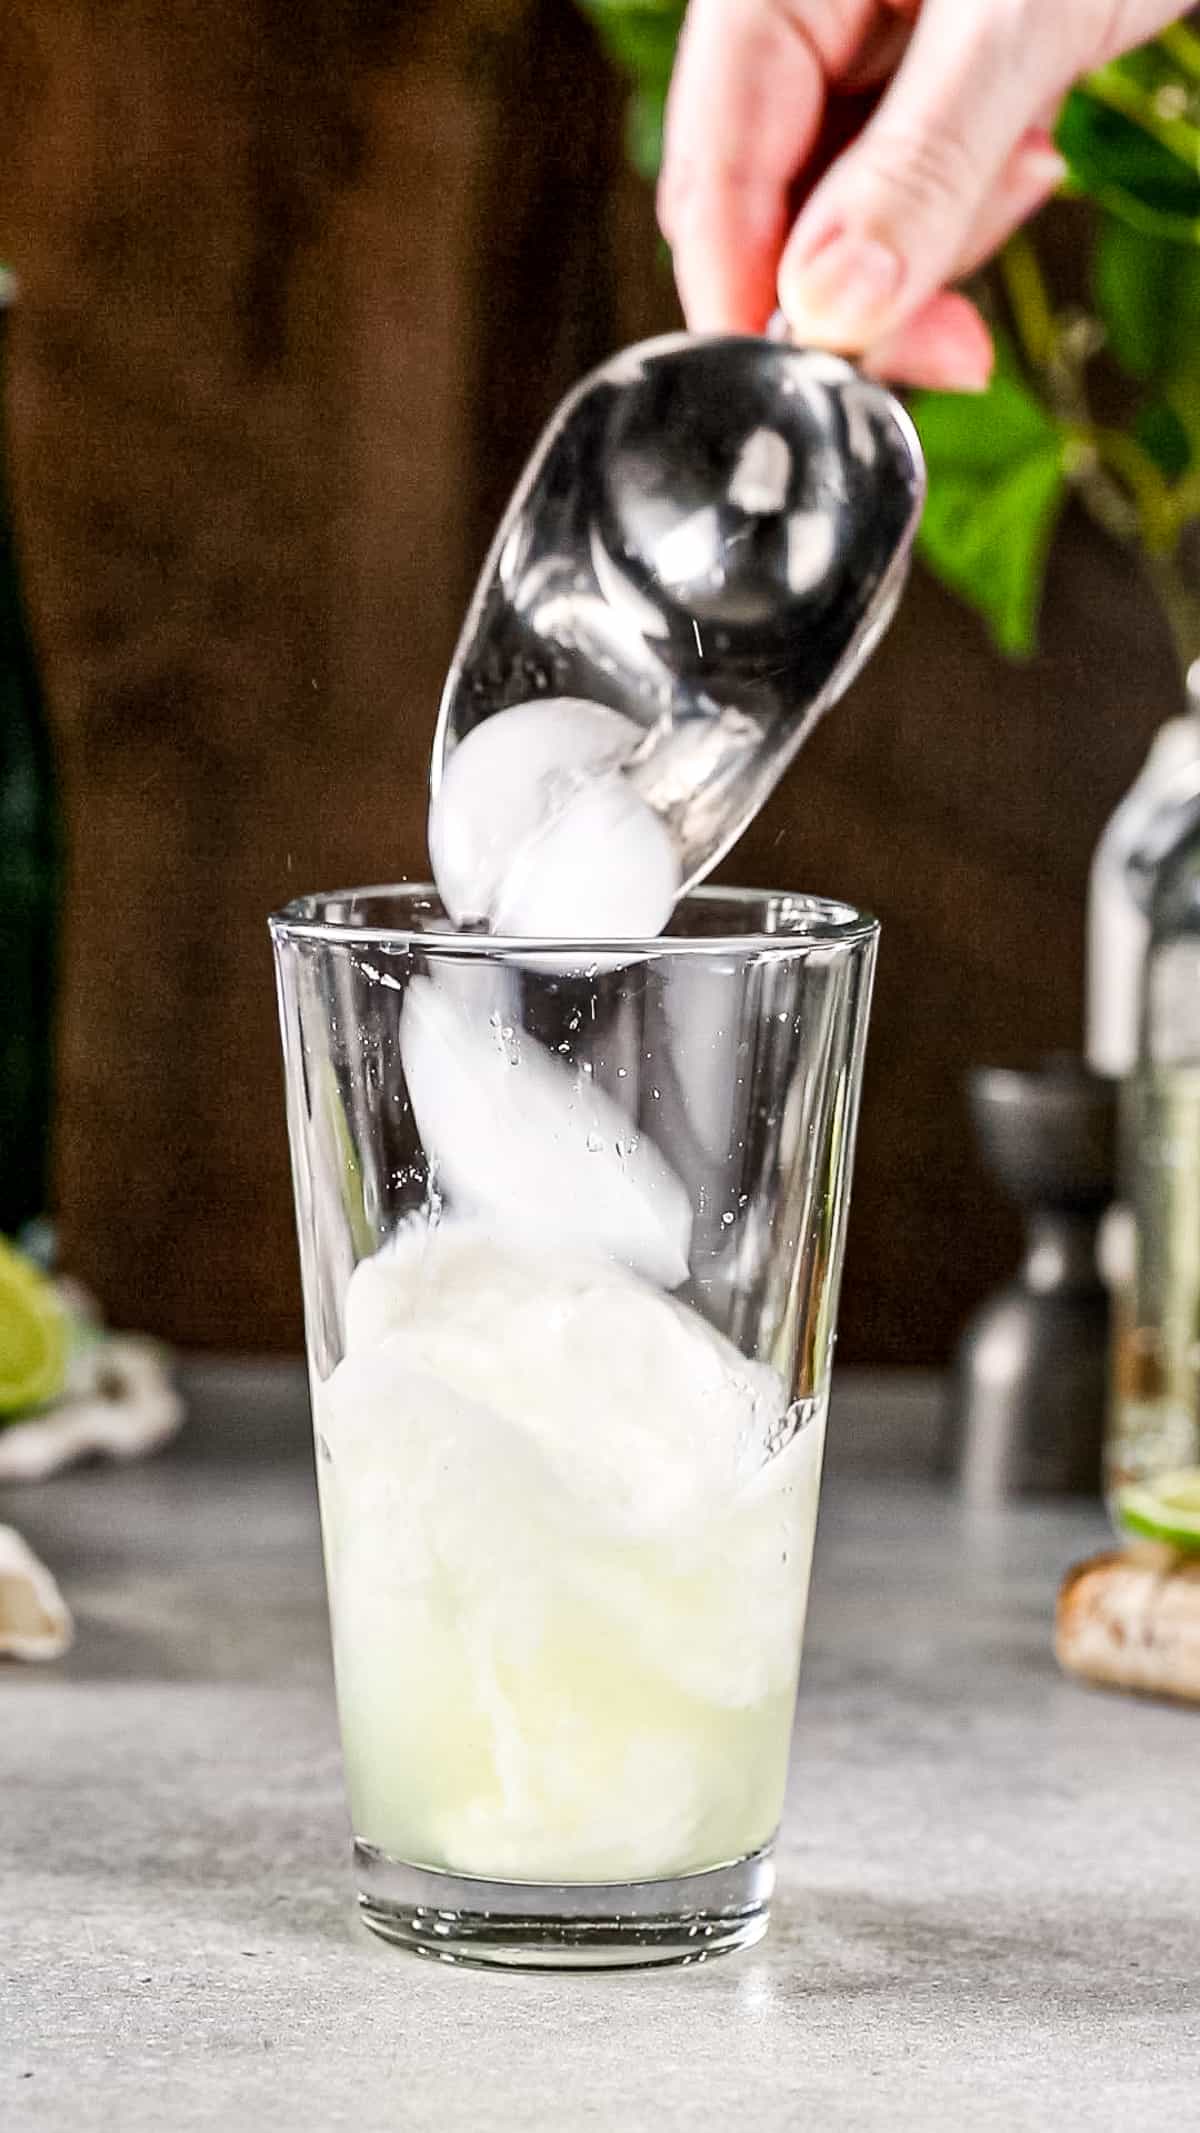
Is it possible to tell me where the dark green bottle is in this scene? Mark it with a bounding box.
[0,276,60,1238]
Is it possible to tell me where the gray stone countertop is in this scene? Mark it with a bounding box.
[3,1365,1198,2131]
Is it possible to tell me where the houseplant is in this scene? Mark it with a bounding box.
[578,8,1200,678]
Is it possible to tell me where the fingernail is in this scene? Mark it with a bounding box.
[1022,146,1067,193]
[781,231,904,345]
[1009,140,1067,199]
[1010,142,1065,200]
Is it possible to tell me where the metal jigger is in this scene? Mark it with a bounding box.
[944,1057,1118,1502]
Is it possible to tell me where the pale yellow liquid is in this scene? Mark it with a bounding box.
[317,1378,824,1884]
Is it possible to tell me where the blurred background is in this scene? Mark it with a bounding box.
[0,2,1177,1367]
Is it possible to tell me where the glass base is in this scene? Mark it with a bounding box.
[354,1841,774,1970]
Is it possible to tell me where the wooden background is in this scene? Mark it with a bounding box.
[0,1,1177,1364]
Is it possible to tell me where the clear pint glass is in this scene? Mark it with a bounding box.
[271,885,877,1967]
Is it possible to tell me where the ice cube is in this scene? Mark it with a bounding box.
[399,979,693,1289]
[429,696,679,941]
[492,766,678,941]
[337,1219,785,1536]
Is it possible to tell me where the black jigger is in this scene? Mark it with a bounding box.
[944,1057,1118,1501]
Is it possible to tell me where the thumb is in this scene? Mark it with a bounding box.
[777,0,1070,351]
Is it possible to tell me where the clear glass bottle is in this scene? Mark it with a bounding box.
[1086,678,1200,1079]
[1106,766,1200,1511]
[0,273,60,1238]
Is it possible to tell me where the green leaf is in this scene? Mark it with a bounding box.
[579,0,684,180]
[1058,45,1200,240]
[1093,214,1200,474]
[626,83,667,181]
[1159,21,1200,85]
[1135,399,1193,479]
[1093,215,1200,377]
[1167,365,1200,471]
[579,0,684,90]
[910,377,1069,657]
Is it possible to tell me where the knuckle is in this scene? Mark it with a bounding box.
[855,118,980,220]
[1092,0,1151,62]
[658,150,767,229]
[763,0,845,65]
[986,0,1041,36]
[992,0,1124,75]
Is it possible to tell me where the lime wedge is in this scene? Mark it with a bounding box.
[1116,1469,1200,1555]
[0,1236,68,1417]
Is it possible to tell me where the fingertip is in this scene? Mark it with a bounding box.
[863,293,994,392]
[1012,126,1066,192]
[669,178,789,336]
[655,0,825,339]
[777,225,905,352]
[675,259,775,336]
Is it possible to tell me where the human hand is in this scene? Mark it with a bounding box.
[659,0,1188,387]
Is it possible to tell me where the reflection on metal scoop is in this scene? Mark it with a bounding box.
[434,330,925,894]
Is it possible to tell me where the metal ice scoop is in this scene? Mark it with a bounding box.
[433,330,924,894]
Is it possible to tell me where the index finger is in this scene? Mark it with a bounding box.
[659,0,828,333]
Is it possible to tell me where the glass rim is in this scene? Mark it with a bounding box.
[268,881,878,958]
